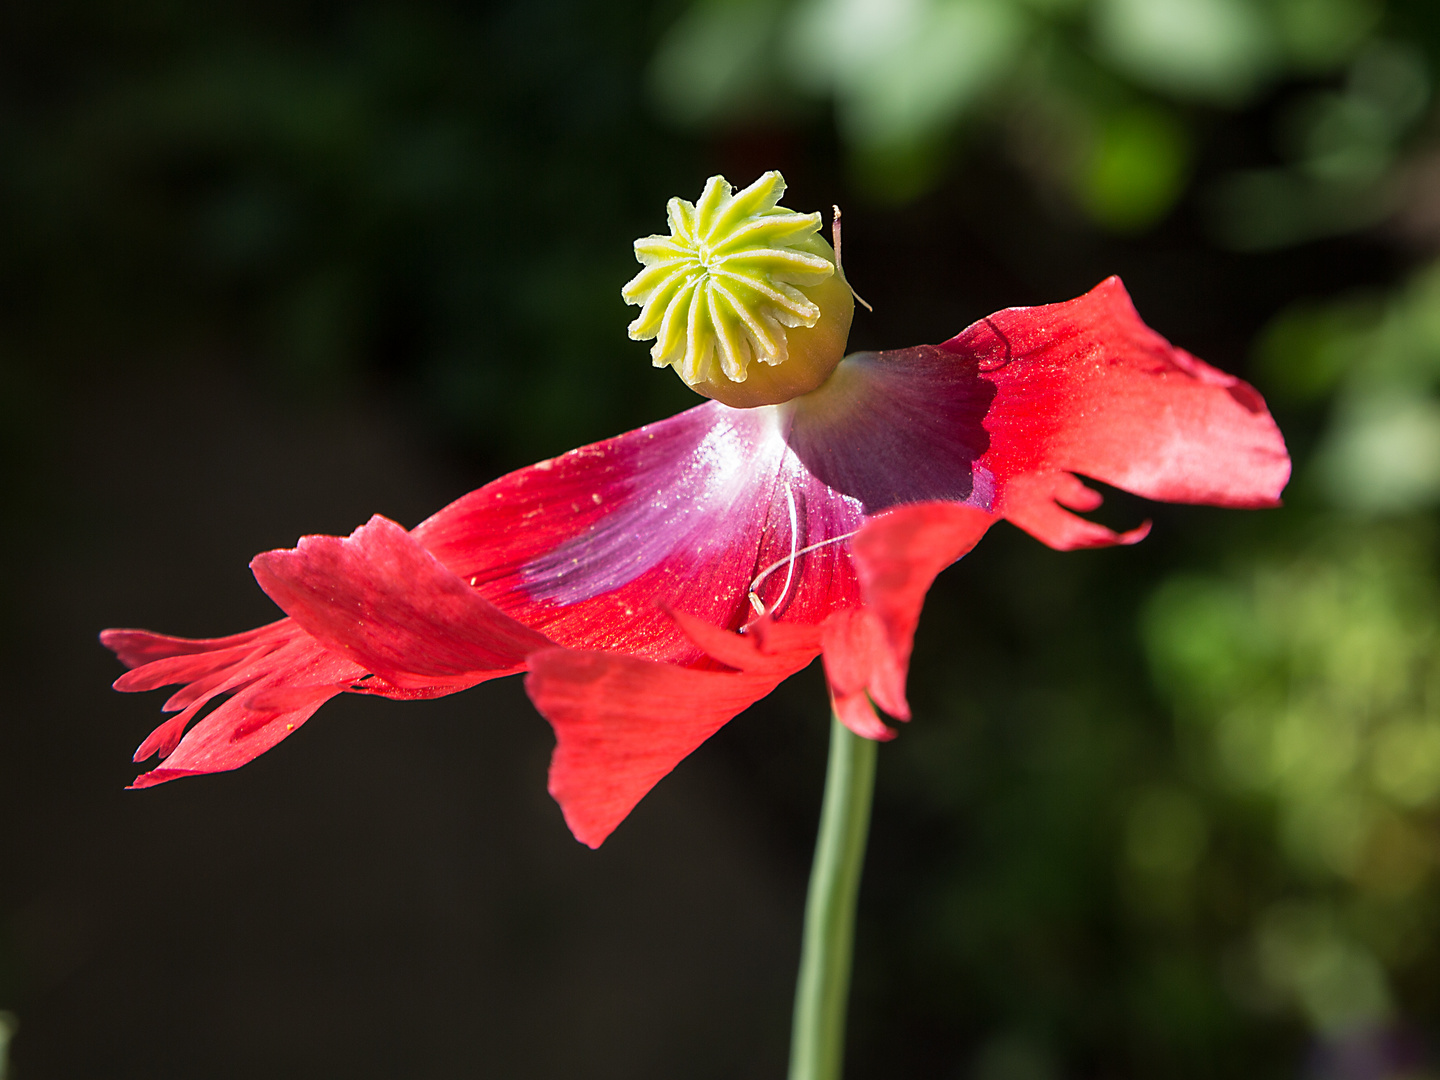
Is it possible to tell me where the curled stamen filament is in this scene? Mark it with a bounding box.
[747,526,863,621]
[774,487,800,616]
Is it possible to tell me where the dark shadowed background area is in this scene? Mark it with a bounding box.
[3,2,1440,1077]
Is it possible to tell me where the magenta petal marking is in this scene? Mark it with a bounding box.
[523,404,794,604]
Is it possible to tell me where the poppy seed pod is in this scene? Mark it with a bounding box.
[622,171,855,408]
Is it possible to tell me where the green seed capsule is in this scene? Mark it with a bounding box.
[622,171,855,408]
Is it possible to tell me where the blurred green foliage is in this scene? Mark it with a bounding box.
[1111,256,1440,1075]
[1148,530,1440,1030]
[651,0,1431,235]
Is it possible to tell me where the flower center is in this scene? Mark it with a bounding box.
[622,171,855,409]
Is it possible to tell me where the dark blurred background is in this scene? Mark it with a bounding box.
[2,1,1439,1077]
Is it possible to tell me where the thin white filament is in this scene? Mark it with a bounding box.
[746,517,862,621]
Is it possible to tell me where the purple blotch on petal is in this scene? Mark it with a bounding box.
[787,346,995,514]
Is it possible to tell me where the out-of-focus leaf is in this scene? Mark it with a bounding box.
[1317,392,1440,512]
[0,1011,13,1080]
[970,1033,1059,1080]
[1277,263,1440,511]
[1207,168,1388,250]
[1145,520,1440,1038]
[1076,105,1190,230]
[1274,0,1383,71]
[1253,299,1381,403]
[1256,904,1392,1033]
[648,0,786,125]
[1209,41,1429,250]
[1092,0,1277,104]
[787,0,1029,149]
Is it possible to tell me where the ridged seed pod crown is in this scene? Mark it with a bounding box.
[622,171,855,408]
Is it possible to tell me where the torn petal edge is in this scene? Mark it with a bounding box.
[998,471,1151,551]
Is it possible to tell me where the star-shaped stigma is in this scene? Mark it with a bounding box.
[622,171,837,388]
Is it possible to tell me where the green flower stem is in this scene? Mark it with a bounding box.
[788,711,879,1080]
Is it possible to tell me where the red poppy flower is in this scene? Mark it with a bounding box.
[104,277,1289,846]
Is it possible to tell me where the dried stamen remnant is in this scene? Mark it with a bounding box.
[622,171,855,408]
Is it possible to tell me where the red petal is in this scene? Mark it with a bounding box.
[999,473,1152,550]
[242,683,344,712]
[129,635,359,784]
[158,647,275,713]
[829,678,895,742]
[111,640,267,695]
[821,610,899,739]
[942,276,1290,549]
[666,607,823,673]
[106,617,374,775]
[251,515,553,690]
[407,347,988,669]
[820,503,993,736]
[101,621,288,670]
[526,644,814,848]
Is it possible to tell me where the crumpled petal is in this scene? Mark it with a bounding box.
[109,516,564,787]
[947,276,1290,550]
[251,514,553,690]
[822,502,995,737]
[102,622,314,763]
[98,617,366,785]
